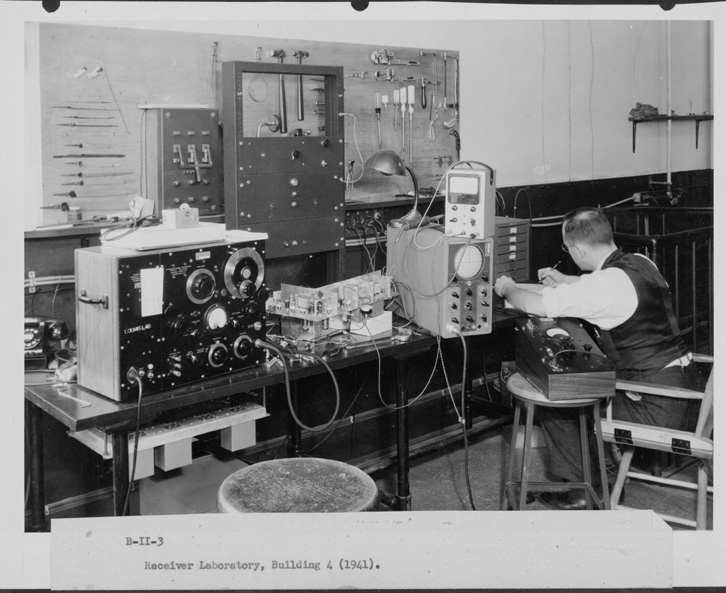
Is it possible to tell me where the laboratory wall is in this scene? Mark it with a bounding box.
[37,18,711,187]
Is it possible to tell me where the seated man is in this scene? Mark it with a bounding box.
[494,207,705,510]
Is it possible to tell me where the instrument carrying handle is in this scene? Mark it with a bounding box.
[78,290,109,309]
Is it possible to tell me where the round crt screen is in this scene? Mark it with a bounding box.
[453,245,484,279]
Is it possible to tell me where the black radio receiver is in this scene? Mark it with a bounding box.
[75,238,268,401]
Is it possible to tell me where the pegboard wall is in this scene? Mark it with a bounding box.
[37,23,459,226]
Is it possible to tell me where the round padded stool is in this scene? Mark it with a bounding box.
[501,372,611,511]
[218,457,379,513]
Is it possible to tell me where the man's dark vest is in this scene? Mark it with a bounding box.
[598,249,687,377]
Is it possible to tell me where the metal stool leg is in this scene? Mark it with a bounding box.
[501,400,522,510]
[578,407,593,510]
[518,402,535,510]
[593,401,611,510]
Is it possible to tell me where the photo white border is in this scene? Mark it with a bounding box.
[3,1,724,588]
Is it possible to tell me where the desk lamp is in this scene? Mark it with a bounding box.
[365,149,421,228]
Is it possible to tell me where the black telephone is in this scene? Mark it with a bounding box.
[24,316,68,369]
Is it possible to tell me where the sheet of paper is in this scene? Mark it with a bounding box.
[140,267,164,317]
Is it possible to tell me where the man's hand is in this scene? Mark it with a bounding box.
[495,275,516,298]
[537,267,567,287]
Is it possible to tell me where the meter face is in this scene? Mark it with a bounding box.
[448,175,480,204]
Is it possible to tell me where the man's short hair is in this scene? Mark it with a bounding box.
[562,207,614,246]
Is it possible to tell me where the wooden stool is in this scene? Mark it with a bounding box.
[501,373,611,511]
[218,457,379,513]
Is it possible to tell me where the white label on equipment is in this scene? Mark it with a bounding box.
[140,267,164,317]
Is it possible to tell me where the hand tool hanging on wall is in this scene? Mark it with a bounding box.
[375,92,382,149]
[407,84,415,162]
[62,172,132,178]
[40,202,70,211]
[381,94,389,116]
[346,161,355,191]
[53,153,126,158]
[393,90,400,130]
[444,58,459,130]
[62,115,116,120]
[420,78,427,109]
[400,86,407,149]
[449,129,461,161]
[427,93,437,141]
[370,49,420,66]
[64,162,123,168]
[292,51,309,121]
[269,50,288,134]
[442,52,448,112]
[248,47,269,103]
[57,123,119,128]
[52,106,119,112]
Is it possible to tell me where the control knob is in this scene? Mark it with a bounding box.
[239,279,256,298]
[187,351,203,366]
[169,316,188,334]
[208,343,229,368]
[234,336,254,359]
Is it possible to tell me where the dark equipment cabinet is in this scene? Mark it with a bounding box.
[222,61,346,281]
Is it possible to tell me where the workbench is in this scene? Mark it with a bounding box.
[24,329,438,531]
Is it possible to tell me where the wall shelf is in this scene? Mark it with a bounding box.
[628,114,714,152]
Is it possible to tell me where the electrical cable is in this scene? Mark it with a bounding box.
[304,371,371,455]
[440,329,476,510]
[540,23,549,186]
[371,326,442,411]
[255,338,340,432]
[339,113,366,185]
[140,107,148,196]
[454,329,477,511]
[122,369,143,516]
[364,224,380,272]
[354,227,375,273]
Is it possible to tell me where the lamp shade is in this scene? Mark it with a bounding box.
[364,150,407,177]
[365,150,421,228]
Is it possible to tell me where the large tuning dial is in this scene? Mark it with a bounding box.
[223,248,265,299]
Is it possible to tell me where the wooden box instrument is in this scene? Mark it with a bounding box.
[515,317,615,400]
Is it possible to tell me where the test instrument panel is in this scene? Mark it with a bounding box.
[515,317,615,400]
[75,239,268,401]
[387,225,494,339]
[444,161,496,240]
[222,61,345,260]
[144,108,224,221]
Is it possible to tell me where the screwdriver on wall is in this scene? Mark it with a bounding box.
[400,86,407,149]
[407,84,415,162]
[375,92,382,149]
